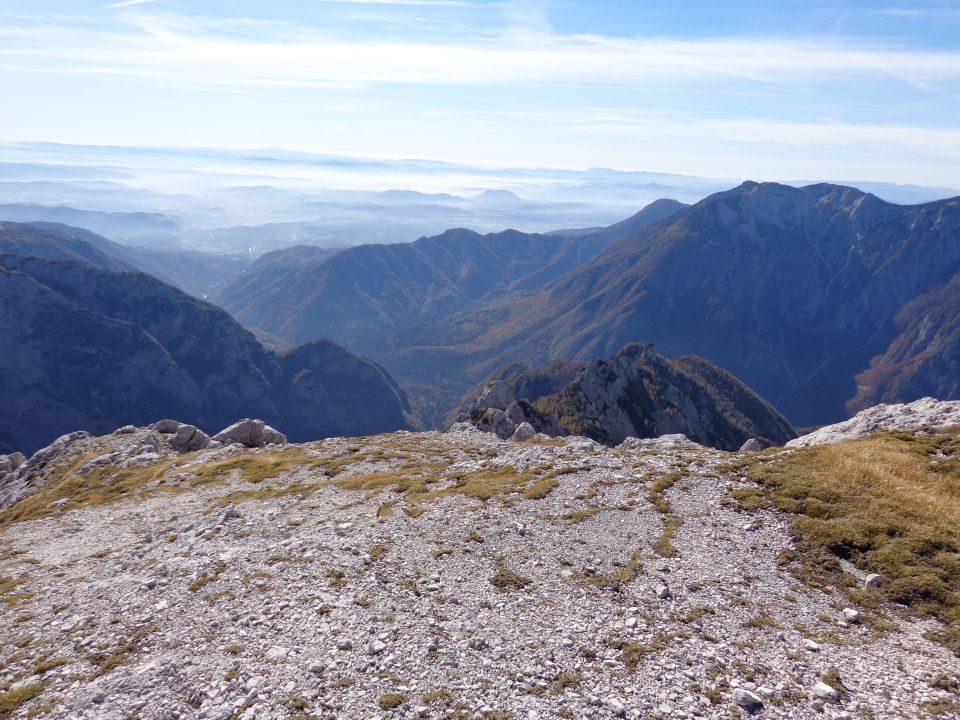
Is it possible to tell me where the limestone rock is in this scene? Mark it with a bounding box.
[788,397,960,448]
[733,688,763,709]
[152,419,182,434]
[474,408,516,440]
[811,682,839,701]
[213,419,287,448]
[0,452,26,474]
[510,422,537,442]
[621,434,706,453]
[739,438,762,452]
[170,424,212,453]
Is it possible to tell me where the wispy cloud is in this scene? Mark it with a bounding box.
[2,12,959,92]
[105,0,160,9]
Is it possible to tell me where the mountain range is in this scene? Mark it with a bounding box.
[212,182,960,428]
[5,179,960,450]
[210,199,687,420]
[0,223,415,454]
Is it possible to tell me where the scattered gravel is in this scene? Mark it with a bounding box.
[0,425,957,719]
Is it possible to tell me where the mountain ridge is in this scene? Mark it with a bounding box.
[0,227,417,454]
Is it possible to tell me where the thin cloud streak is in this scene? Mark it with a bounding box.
[105,0,159,9]
[1,13,959,92]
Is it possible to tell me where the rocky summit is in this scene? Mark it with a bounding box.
[456,344,796,451]
[0,408,958,719]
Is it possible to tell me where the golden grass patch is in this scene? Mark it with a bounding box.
[0,683,43,716]
[747,431,960,654]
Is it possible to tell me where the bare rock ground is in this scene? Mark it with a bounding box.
[788,398,960,448]
[0,425,957,719]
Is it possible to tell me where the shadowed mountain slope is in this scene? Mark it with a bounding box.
[24,221,248,296]
[0,247,415,454]
[849,274,960,411]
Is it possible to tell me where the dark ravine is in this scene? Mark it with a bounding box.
[455,343,796,451]
[0,239,416,455]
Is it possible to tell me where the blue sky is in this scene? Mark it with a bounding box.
[1,0,959,186]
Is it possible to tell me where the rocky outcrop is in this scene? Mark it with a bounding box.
[170,424,214,452]
[456,344,796,451]
[0,242,417,455]
[787,397,960,447]
[212,419,286,448]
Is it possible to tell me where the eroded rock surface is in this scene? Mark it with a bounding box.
[788,397,960,447]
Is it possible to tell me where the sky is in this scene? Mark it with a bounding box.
[1,1,959,187]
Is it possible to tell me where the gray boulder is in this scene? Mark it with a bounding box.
[811,681,839,701]
[213,419,287,448]
[620,434,706,453]
[510,422,537,442]
[505,402,527,426]
[170,424,212,452]
[739,438,763,452]
[732,688,763,710]
[475,408,516,440]
[0,452,26,474]
[25,431,89,471]
[473,381,516,412]
[151,419,182,434]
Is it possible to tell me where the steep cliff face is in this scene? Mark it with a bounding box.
[459,344,796,450]
[849,274,960,411]
[0,252,416,454]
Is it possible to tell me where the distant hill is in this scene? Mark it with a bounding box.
[0,231,416,454]
[0,203,178,239]
[16,221,247,296]
[0,221,131,272]
[456,343,795,450]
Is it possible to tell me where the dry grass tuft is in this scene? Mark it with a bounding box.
[377,693,407,710]
[648,469,689,514]
[652,515,683,558]
[190,450,328,486]
[489,569,533,591]
[0,683,43,716]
